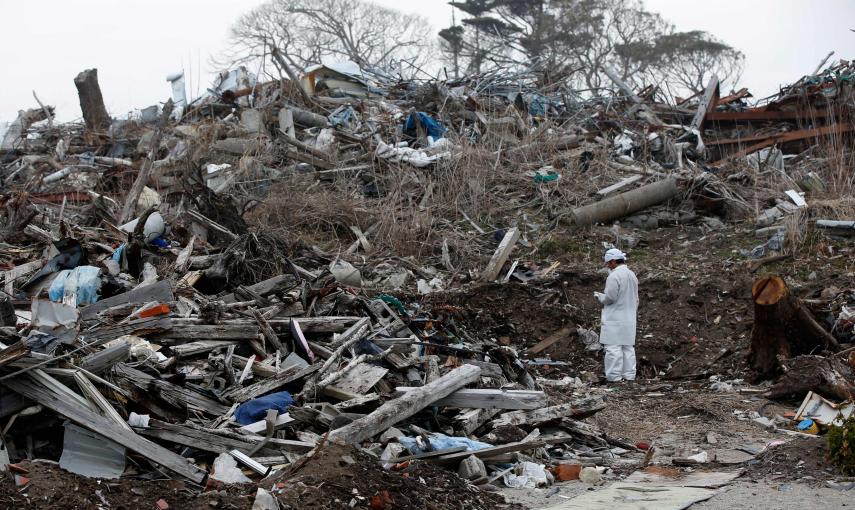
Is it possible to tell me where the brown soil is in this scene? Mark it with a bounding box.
[274,443,522,509]
[0,460,254,509]
[745,436,841,483]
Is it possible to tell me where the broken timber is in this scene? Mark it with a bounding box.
[481,227,520,282]
[395,387,547,410]
[3,375,207,483]
[329,364,481,444]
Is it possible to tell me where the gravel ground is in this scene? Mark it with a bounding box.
[503,480,855,509]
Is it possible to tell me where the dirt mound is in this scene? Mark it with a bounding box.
[424,251,753,380]
[0,460,254,509]
[746,437,840,483]
[275,443,522,510]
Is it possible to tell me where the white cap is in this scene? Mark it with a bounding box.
[604,248,627,262]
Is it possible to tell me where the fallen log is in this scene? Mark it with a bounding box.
[572,178,679,227]
[766,355,855,402]
[749,275,839,380]
[329,364,482,444]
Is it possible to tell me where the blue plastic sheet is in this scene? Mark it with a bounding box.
[404,112,446,140]
[234,391,294,425]
[48,266,101,306]
[398,433,492,455]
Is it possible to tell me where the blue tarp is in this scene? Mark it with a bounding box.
[234,391,294,425]
[404,112,446,140]
[48,266,101,306]
[398,433,492,455]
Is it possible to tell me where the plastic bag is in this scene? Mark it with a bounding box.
[48,266,101,306]
[398,433,492,455]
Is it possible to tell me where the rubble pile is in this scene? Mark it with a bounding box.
[0,53,854,509]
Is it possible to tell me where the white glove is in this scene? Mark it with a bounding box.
[594,291,604,300]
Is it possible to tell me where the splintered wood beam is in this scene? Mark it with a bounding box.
[690,75,719,132]
[395,387,547,410]
[119,99,173,223]
[223,363,320,403]
[480,227,520,282]
[3,375,207,483]
[329,364,481,444]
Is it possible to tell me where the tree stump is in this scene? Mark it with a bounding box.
[74,68,111,133]
[749,275,839,381]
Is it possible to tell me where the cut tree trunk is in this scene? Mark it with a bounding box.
[74,69,111,133]
[749,275,839,381]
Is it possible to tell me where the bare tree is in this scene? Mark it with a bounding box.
[217,0,434,79]
[444,0,743,94]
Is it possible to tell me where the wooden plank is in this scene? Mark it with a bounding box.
[396,387,547,410]
[172,340,239,357]
[348,225,373,252]
[784,189,807,208]
[463,360,503,379]
[595,175,642,198]
[3,375,207,483]
[454,408,501,435]
[113,364,230,416]
[239,413,295,434]
[710,123,854,164]
[387,446,467,463]
[80,280,173,320]
[250,308,286,354]
[81,316,172,343]
[528,327,573,355]
[185,210,238,241]
[706,107,839,122]
[491,400,606,428]
[431,440,545,465]
[150,324,259,342]
[170,316,359,334]
[0,340,29,369]
[138,420,281,457]
[334,364,388,395]
[329,365,482,444]
[3,260,44,295]
[223,363,320,403]
[689,75,719,132]
[480,227,520,282]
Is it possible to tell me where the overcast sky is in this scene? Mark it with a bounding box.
[1,0,852,123]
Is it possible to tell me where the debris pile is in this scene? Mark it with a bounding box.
[0,52,854,508]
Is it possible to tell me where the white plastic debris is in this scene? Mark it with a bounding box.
[577,327,602,352]
[127,412,150,428]
[375,140,451,168]
[503,461,552,489]
[211,452,252,484]
[251,488,278,510]
[579,466,602,484]
[120,211,165,244]
[329,259,362,287]
[417,277,443,295]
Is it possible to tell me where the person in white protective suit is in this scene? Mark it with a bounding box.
[594,248,639,382]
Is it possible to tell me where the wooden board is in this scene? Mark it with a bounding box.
[150,324,260,342]
[491,400,606,428]
[4,375,207,483]
[223,363,320,403]
[80,280,173,320]
[396,387,547,410]
[596,175,642,198]
[528,327,573,355]
[334,364,389,395]
[480,227,520,282]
